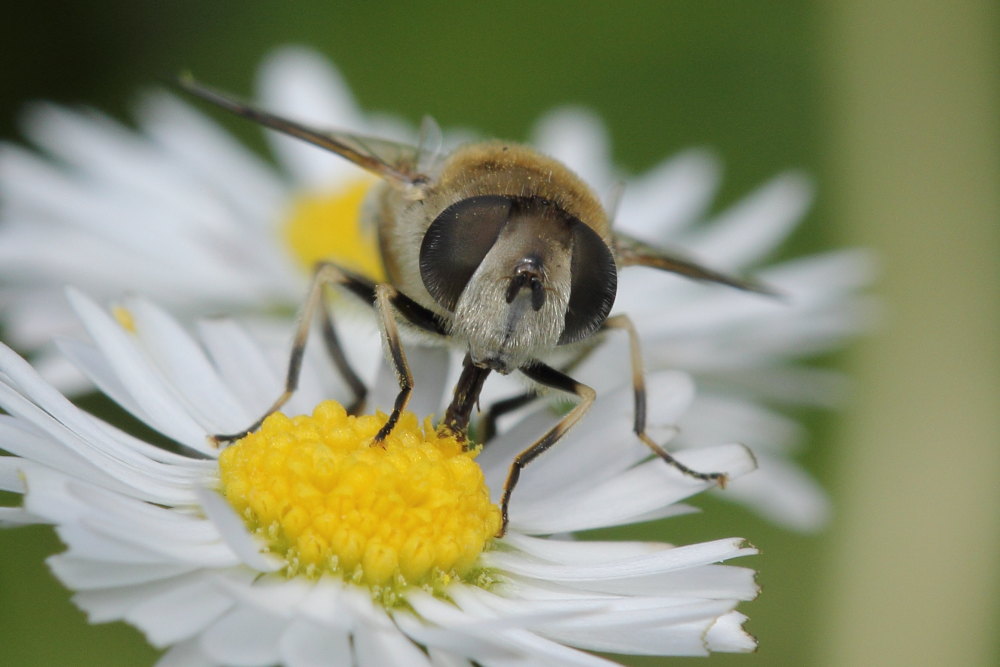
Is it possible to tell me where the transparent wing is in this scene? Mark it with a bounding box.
[177,74,430,187]
[415,115,444,174]
[613,231,778,296]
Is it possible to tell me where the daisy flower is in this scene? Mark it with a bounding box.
[0,290,759,664]
[0,46,871,529]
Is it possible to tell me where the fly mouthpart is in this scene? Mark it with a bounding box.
[505,258,546,311]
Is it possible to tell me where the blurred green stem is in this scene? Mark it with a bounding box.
[820,1,1000,665]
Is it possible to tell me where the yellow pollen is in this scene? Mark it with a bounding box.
[218,401,501,593]
[282,179,385,280]
[112,306,136,333]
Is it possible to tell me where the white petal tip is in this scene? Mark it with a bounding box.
[706,611,757,653]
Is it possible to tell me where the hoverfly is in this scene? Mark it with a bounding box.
[179,76,773,536]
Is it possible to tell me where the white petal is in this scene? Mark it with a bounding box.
[337,585,399,632]
[156,639,215,667]
[135,89,285,228]
[616,149,721,240]
[447,588,618,666]
[70,570,244,627]
[0,395,208,505]
[48,553,197,589]
[683,171,813,269]
[480,371,695,503]
[427,647,474,667]
[23,472,236,568]
[56,337,145,417]
[509,444,756,534]
[126,573,238,647]
[280,579,357,632]
[763,247,878,297]
[43,340,215,476]
[524,559,757,600]
[196,487,283,572]
[0,409,119,494]
[501,533,675,563]
[405,587,597,637]
[60,476,216,542]
[212,575,317,621]
[720,453,831,531]
[354,623,432,666]
[66,289,212,451]
[0,341,202,479]
[493,631,619,666]
[393,600,524,661]
[257,46,366,187]
[20,103,202,216]
[488,537,755,583]
[544,616,726,657]
[200,606,285,666]
[278,618,352,667]
[57,523,186,565]
[531,107,614,192]
[18,463,153,530]
[17,347,92,395]
[0,506,42,525]
[369,343,451,418]
[507,596,740,656]
[197,318,283,417]
[720,365,853,408]
[0,454,29,493]
[126,297,251,430]
[675,393,803,453]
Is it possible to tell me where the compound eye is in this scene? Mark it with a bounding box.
[558,224,618,344]
[420,195,512,312]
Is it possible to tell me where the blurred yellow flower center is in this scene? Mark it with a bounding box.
[282,179,385,280]
[112,306,136,333]
[218,401,500,598]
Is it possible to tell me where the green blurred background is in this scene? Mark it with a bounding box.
[1,1,996,665]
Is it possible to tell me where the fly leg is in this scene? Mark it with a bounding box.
[319,294,367,415]
[370,284,414,443]
[602,314,727,486]
[479,390,538,443]
[497,361,596,536]
[210,261,444,445]
[479,342,597,442]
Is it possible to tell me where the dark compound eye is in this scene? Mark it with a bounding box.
[420,195,512,312]
[558,222,617,344]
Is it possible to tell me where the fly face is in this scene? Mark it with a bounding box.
[418,194,616,374]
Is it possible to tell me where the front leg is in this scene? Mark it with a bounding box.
[371,284,414,443]
[497,361,596,537]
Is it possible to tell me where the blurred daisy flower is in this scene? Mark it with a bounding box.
[0,291,759,664]
[0,46,873,530]
[0,47,401,388]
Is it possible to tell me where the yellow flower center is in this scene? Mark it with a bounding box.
[282,179,385,280]
[218,401,501,599]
